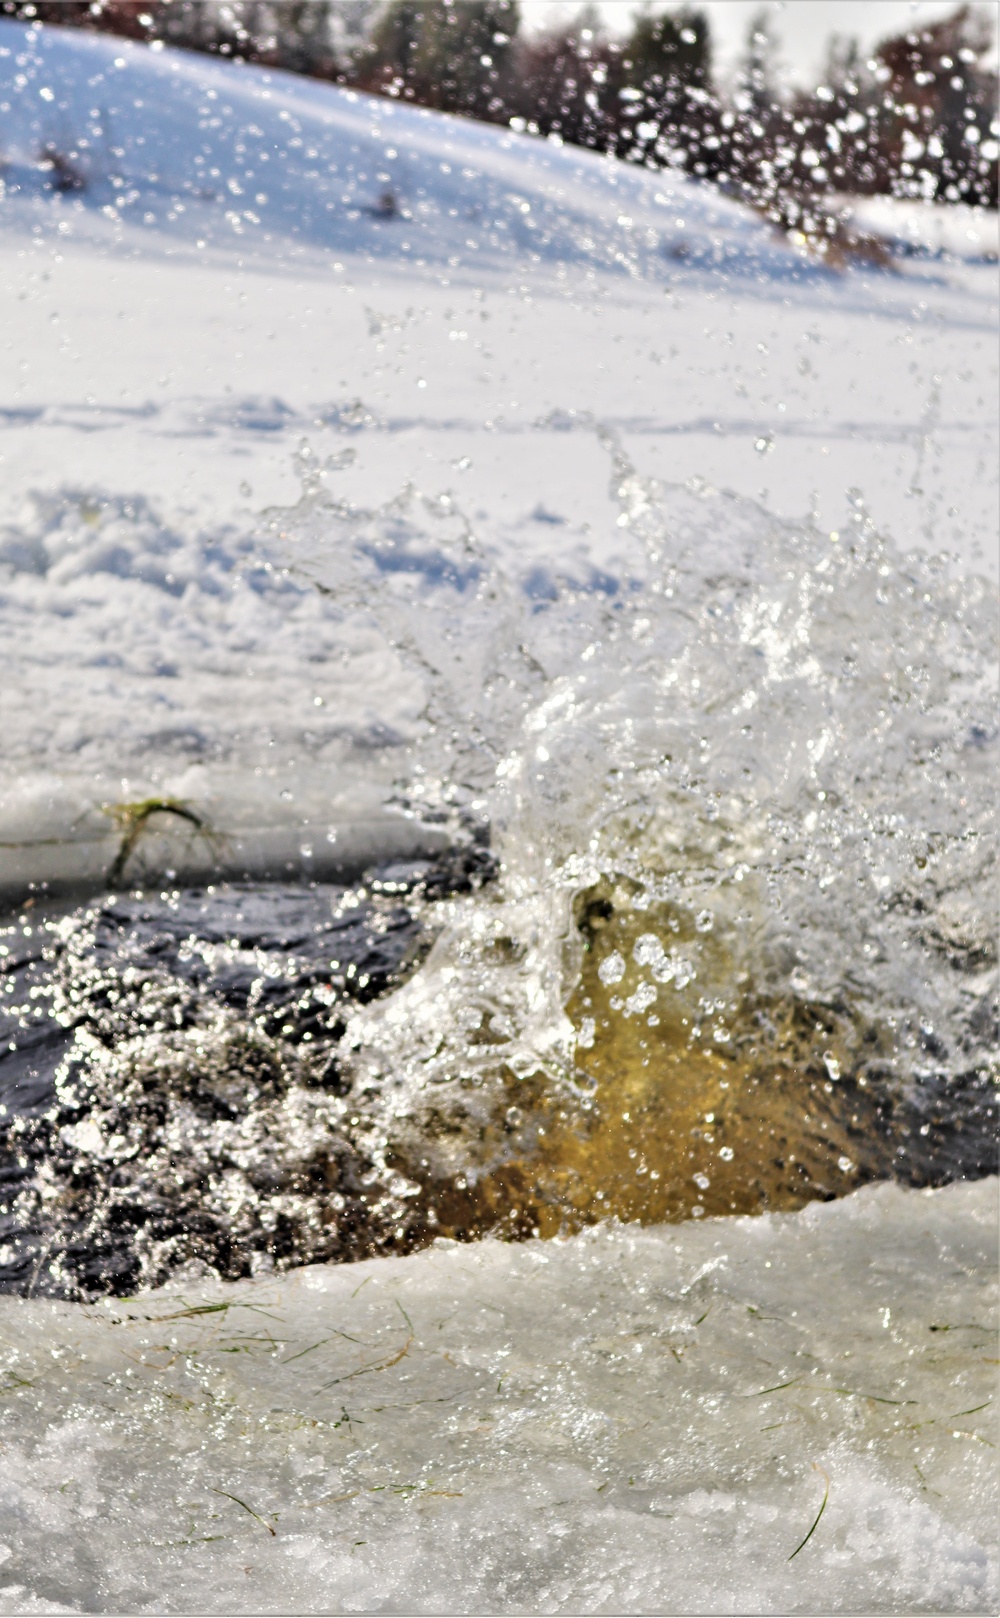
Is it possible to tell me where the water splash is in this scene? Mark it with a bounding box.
[1,433,995,1292]
[270,429,998,1232]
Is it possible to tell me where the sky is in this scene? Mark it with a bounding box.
[519,2,997,85]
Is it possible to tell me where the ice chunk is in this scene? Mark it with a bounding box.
[0,1178,994,1613]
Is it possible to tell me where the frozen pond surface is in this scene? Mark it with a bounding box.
[0,16,996,1613]
[0,1178,996,1615]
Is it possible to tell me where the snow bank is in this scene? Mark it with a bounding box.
[0,1177,994,1613]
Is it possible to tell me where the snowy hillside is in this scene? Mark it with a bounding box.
[0,15,812,282]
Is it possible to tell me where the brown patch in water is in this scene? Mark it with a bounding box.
[397,879,909,1242]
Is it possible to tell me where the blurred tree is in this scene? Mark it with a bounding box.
[735,7,780,124]
[511,7,622,149]
[873,4,998,203]
[615,8,718,171]
[711,6,787,207]
[625,6,711,96]
[1,1,152,37]
[264,2,337,75]
[1,1,372,74]
[417,0,518,116]
[364,0,424,83]
[359,0,520,119]
[154,3,265,59]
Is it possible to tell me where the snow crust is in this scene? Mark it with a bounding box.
[0,1177,995,1614]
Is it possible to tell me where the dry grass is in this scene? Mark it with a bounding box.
[104,797,219,886]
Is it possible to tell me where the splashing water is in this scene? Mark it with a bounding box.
[276,430,996,1204]
[1,432,995,1294]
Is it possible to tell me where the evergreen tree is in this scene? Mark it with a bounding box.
[264,2,337,76]
[735,7,779,123]
[365,0,425,84]
[361,0,519,119]
[625,7,711,97]
[511,6,625,150]
[617,7,716,170]
[874,4,997,204]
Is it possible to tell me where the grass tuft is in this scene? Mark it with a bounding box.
[948,1400,992,1418]
[746,1376,802,1397]
[282,1331,364,1364]
[788,1465,830,1561]
[104,797,220,887]
[211,1488,277,1536]
[321,1335,413,1390]
[832,1387,916,1405]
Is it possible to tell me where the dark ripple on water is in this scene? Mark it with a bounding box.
[0,849,493,1299]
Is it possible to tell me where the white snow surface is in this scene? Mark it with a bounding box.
[0,1177,996,1615]
[0,26,997,1612]
[831,194,1000,263]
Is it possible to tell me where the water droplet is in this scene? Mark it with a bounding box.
[598,951,626,986]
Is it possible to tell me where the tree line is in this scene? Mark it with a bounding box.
[5,0,997,217]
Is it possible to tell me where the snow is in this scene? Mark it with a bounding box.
[0,16,810,280]
[0,1177,995,1614]
[831,194,1000,262]
[0,183,994,886]
[0,20,997,1611]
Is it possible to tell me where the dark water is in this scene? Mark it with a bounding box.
[1,841,993,1301]
[0,848,496,1298]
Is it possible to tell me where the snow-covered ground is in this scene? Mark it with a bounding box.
[1,17,996,885]
[831,193,1000,262]
[0,18,997,1613]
